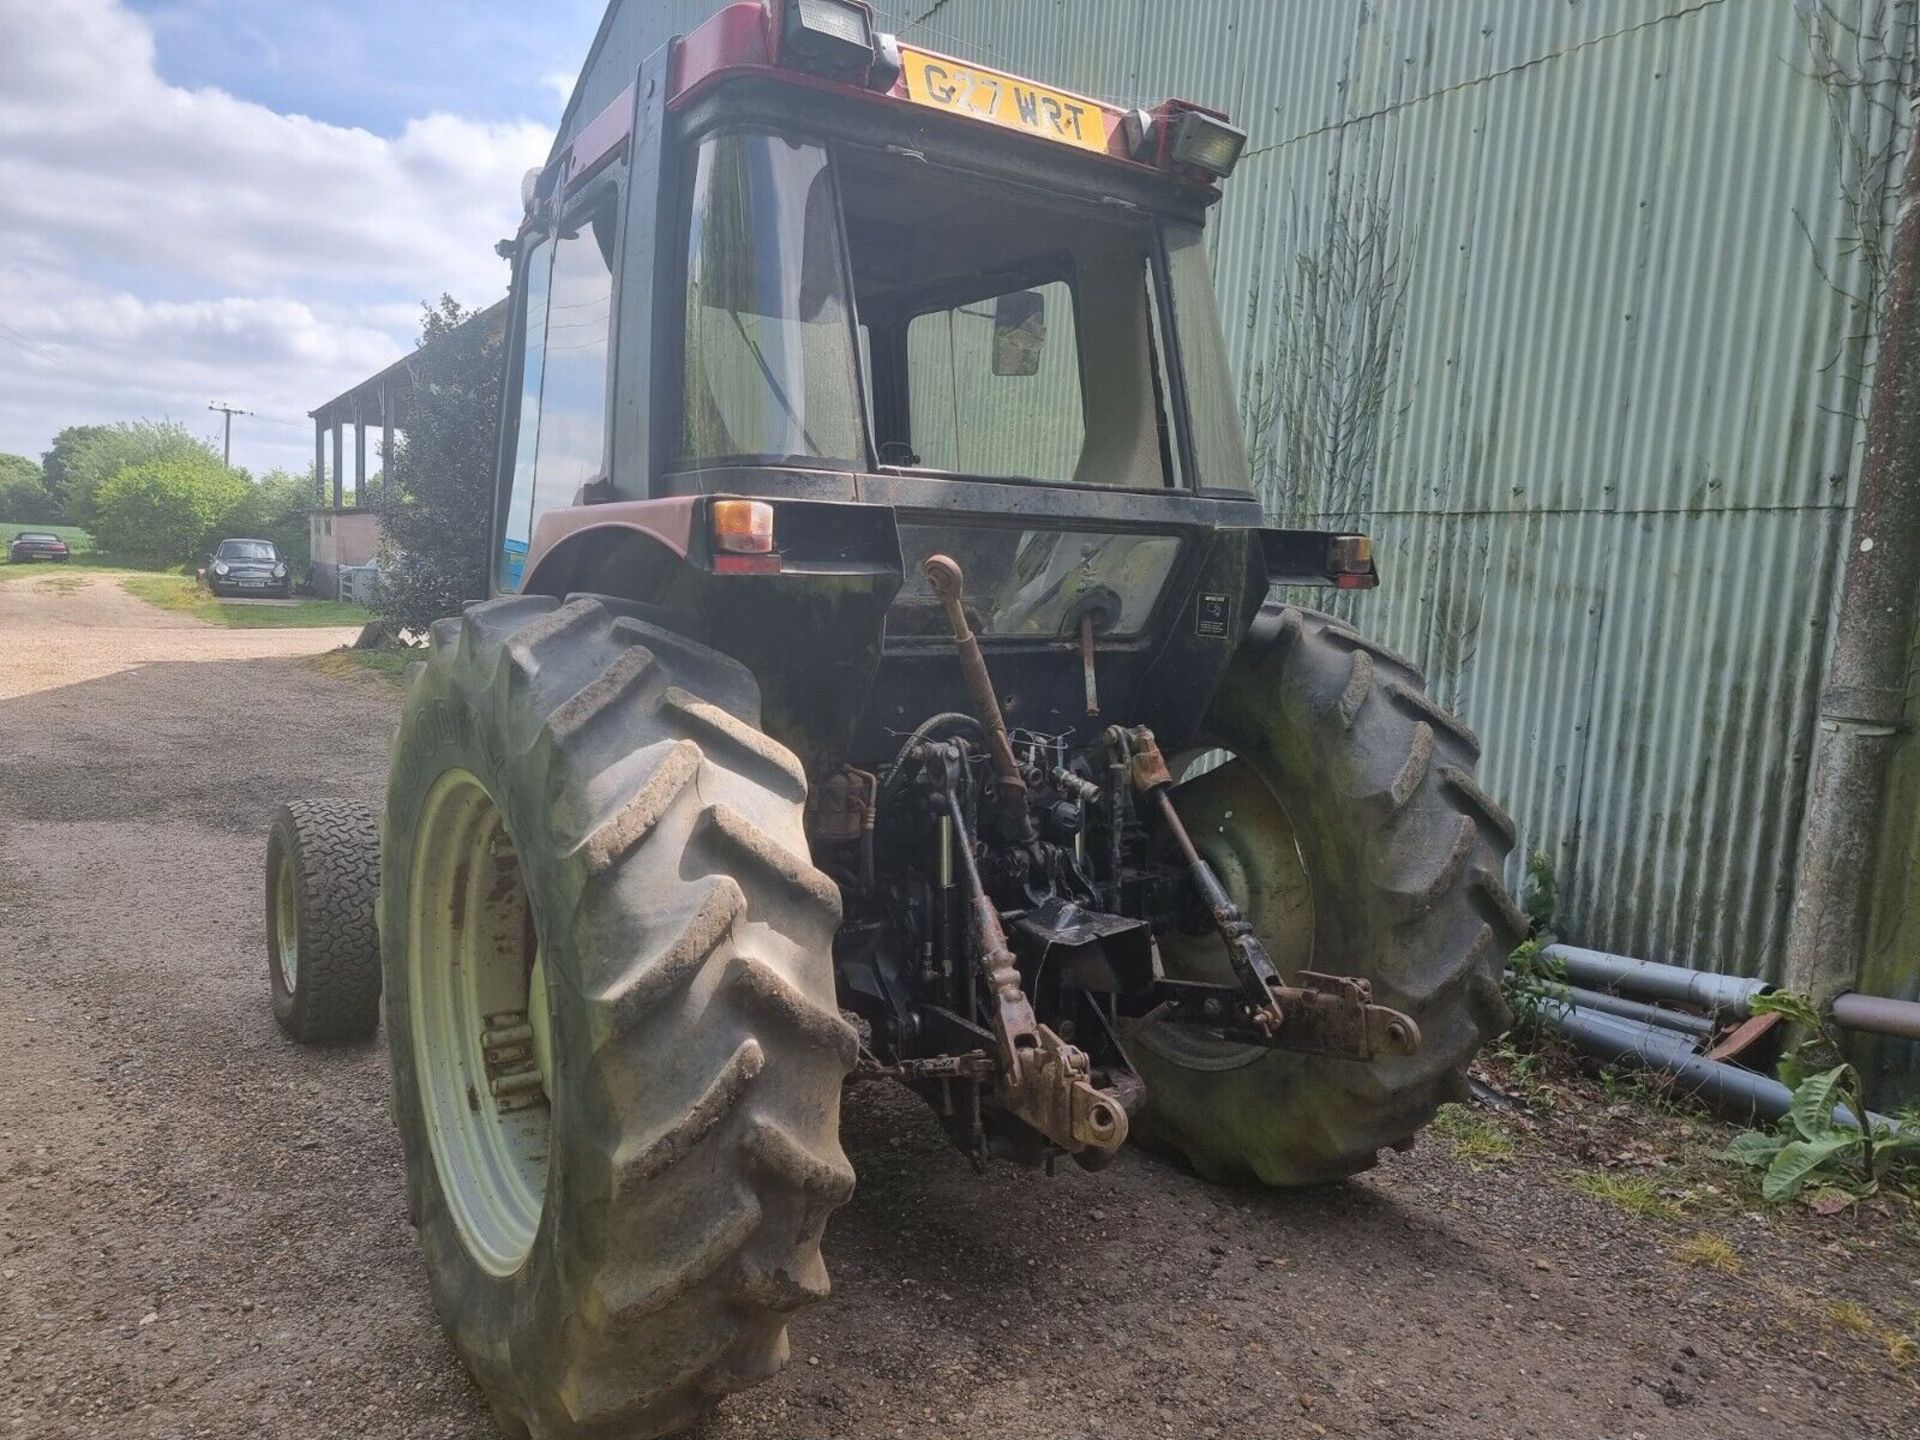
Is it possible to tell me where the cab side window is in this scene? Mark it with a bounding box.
[497,238,553,593]
[496,196,618,594]
[538,204,618,500]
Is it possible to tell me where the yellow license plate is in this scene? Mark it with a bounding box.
[900,48,1111,153]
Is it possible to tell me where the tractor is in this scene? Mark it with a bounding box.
[262,3,1523,1435]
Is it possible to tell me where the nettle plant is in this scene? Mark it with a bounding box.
[1724,992,1920,1204]
[1500,851,1568,1028]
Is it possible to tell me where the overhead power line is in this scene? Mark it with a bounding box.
[207,402,252,468]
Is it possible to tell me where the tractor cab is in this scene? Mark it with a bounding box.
[494,0,1373,767]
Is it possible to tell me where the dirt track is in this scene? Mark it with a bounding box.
[2,571,1916,1439]
[0,573,366,699]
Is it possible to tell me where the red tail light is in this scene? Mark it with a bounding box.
[1328,534,1378,590]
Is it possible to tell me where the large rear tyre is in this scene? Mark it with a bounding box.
[1131,604,1524,1185]
[380,594,855,1440]
[266,799,381,1042]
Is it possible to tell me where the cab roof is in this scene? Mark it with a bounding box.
[549,1,1243,193]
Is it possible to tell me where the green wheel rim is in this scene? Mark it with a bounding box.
[1132,754,1315,1072]
[408,769,550,1278]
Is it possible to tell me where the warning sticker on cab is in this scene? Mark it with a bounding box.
[899,49,1113,153]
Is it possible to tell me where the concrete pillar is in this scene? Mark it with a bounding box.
[313,418,325,505]
[331,422,344,510]
[381,380,396,497]
[1785,97,1920,1005]
[354,397,367,507]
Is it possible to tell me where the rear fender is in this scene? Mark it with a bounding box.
[517,497,904,774]
[1130,523,1378,752]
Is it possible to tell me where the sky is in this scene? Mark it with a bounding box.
[0,0,606,479]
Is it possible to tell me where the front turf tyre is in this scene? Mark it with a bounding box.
[266,799,382,1042]
[381,594,855,1440]
[1131,604,1527,1186]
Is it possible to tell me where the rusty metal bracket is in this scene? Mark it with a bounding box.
[1079,611,1100,717]
[932,754,1130,1156]
[1271,972,1419,1061]
[1002,1024,1130,1152]
[856,1051,999,1082]
[924,554,1031,838]
[1150,976,1420,1062]
[1116,724,1286,1034]
[1119,724,1420,1063]
[940,778,1041,1056]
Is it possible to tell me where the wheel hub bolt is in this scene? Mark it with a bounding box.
[482,1009,543,1110]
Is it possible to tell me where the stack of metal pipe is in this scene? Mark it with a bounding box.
[1521,945,1901,1132]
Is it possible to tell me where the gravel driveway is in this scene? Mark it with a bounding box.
[2,571,1915,1439]
[0,573,366,699]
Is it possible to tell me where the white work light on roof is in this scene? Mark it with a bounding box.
[781,0,876,74]
[1169,110,1248,179]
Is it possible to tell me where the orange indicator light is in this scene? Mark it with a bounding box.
[712,499,775,554]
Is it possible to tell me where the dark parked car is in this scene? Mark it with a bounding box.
[9,531,70,563]
[205,538,291,598]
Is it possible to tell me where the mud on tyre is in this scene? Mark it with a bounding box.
[380,594,856,1440]
[1131,604,1525,1186]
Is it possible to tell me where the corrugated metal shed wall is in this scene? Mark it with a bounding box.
[593,1,1911,985]
[869,0,1910,983]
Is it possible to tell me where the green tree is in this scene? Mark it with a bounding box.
[93,457,248,565]
[375,296,503,632]
[222,468,315,570]
[38,425,110,511]
[41,421,220,525]
[0,453,41,488]
[0,453,66,524]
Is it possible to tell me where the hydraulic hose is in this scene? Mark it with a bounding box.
[879,712,983,800]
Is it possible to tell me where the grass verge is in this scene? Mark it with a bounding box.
[1431,1104,1518,1169]
[1672,1233,1742,1273]
[119,573,369,628]
[310,649,417,686]
[0,557,149,582]
[1568,1169,1683,1221]
[1,528,196,582]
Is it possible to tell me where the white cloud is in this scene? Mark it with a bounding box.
[0,0,552,475]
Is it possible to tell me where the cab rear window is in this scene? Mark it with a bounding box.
[903,279,1084,483]
[842,146,1171,490]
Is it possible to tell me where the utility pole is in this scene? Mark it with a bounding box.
[207,402,251,468]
